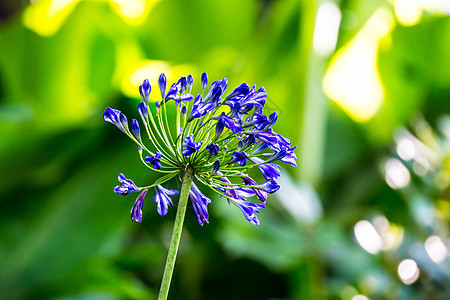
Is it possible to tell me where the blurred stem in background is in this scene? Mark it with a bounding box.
[296,0,342,298]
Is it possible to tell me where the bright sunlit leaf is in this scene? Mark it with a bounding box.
[23,0,81,36]
[323,8,394,122]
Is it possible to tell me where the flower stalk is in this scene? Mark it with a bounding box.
[158,168,193,300]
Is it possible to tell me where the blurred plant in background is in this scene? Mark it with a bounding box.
[0,0,448,299]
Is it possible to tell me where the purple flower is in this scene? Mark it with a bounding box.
[230,199,265,226]
[114,173,141,195]
[159,73,166,98]
[246,130,278,147]
[206,143,219,157]
[212,112,243,135]
[189,182,211,226]
[238,134,256,151]
[240,86,266,113]
[139,79,151,104]
[154,185,179,216]
[256,179,280,194]
[218,174,238,200]
[205,79,225,102]
[177,76,187,93]
[229,151,248,166]
[131,189,148,222]
[145,151,162,169]
[245,113,269,130]
[188,100,215,122]
[225,83,251,103]
[182,136,201,157]
[165,83,178,102]
[104,107,128,133]
[242,176,267,203]
[280,146,297,167]
[249,157,281,180]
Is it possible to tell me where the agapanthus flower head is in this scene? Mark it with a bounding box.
[104,72,297,225]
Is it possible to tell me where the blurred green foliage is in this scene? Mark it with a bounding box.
[0,0,448,299]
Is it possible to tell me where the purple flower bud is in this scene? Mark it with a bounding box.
[268,112,278,128]
[212,160,220,174]
[131,189,147,223]
[181,105,187,117]
[206,143,219,157]
[139,79,151,104]
[210,85,222,104]
[201,72,208,90]
[104,107,126,133]
[158,73,166,99]
[138,101,149,125]
[131,119,141,142]
[221,78,228,93]
[187,74,193,92]
[119,112,129,132]
[155,100,160,112]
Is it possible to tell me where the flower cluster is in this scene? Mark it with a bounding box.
[104,73,297,226]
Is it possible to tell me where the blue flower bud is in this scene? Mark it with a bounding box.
[155,101,160,112]
[131,119,141,142]
[206,143,219,157]
[221,78,228,93]
[181,105,187,117]
[139,79,151,104]
[268,112,278,128]
[214,119,225,140]
[210,86,222,104]
[187,74,193,92]
[119,112,129,132]
[138,101,149,125]
[212,160,220,174]
[104,107,126,133]
[201,72,208,90]
[177,76,187,93]
[131,189,147,223]
[159,73,166,99]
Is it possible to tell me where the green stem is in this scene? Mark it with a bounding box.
[158,168,193,300]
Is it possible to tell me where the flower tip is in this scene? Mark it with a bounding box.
[201,72,208,90]
[159,73,167,98]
